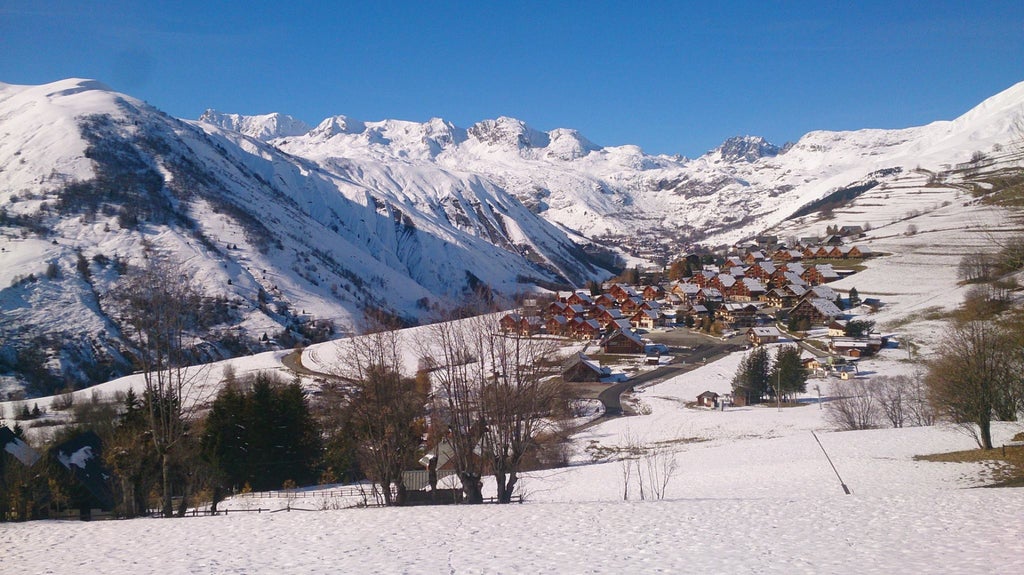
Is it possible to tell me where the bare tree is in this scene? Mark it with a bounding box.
[420,315,491,504]
[420,312,567,504]
[824,379,880,431]
[925,320,1018,449]
[343,321,425,506]
[482,331,563,503]
[110,257,212,517]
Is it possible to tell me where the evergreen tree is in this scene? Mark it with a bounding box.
[731,347,771,404]
[848,287,861,308]
[770,346,808,401]
[201,372,322,492]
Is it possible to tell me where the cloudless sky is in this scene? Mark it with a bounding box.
[2,1,1022,156]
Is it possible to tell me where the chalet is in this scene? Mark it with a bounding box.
[594,293,617,308]
[595,307,624,327]
[671,282,701,301]
[611,318,634,333]
[827,245,845,259]
[642,285,665,301]
[745,261,777,282]
[719,302,759,326]
[779,271,807,288]
[630,310,660,330]
[823,234,844,246]
[573,318,602,340]
[773,249,804,263]
[545,315,570,337]
[840,245,872,258]
[691,270,717,288]
[609,284,639,303]
[838,225,864,237]
[725,256,745,268]
[802,264,840,285]
[800,236,820,246]
[696,391,720,408]
[600,329,645,354]
[765,288,796,309]
[713,273,737,293]
[519,316,543,336]
[802,285,838,303]
[790,298,843,325]
[620,296,645,314]
[747,326,783,346]
[547,301,568,318]
[499,313,522,333]
[564,304,587,320]
[562,353,612,382]
[698,287,724,304]
[567,291,594,307]
[828,320,848,337]
[743,250,767,265]
[829,335,884,358]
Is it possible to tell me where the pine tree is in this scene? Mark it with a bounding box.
[848,287,861,308]
[770,346,808,401]
[731,347,771,404]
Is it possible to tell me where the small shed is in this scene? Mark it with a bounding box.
[696,391,720,408]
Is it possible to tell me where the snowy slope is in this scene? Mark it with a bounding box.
[0,79,609,395]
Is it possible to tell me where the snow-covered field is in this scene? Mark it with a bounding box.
[3,344,1023,574]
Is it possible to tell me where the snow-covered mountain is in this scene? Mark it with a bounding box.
[1,77,1023,396]
[0,79,610,396]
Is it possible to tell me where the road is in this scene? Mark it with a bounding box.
[593,329,745,418]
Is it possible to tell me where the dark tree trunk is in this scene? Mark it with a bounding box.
[461,472,483,504]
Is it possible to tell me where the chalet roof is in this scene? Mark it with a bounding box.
[697,390,720,399]
[600,328,643,347]
[805,298,843,318]
[815,264,840,280]
[748,326,783,338]
[612,318,633,331]
[806,285,837,301]
[700,288,723,298]
[563,353,611,376]
[743,277,767,292]
[717,274,737,288]
[783,271,807,286]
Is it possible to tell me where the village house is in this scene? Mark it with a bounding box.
[572,318,602,340]
[829,335,885,358]
[642,285,665,301]
[696,391,720,408]
[630,309,660,330]
[747,326,783,346]
[719,302,760,326]
[518,316,543,336]
[790,297,843,325]
[608,283,640,303]
[545,315,570,337]
[566,291,594,307]
[599,329,645,354]
[499,313,522,333]
[561,353,612,382]
[828,319,848,337]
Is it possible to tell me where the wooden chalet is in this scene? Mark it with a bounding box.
[545,315,570,337]
[594,293,617,308]
[600,329,645,354]
[630,310,660,330]
[566,291,594,307]
[562,353,611,382]
[719,302,759,326]
[642,285,665,301]
[499,313,522,333]
[519,316,543,336]
[696,391,720,408]
[608,283,639,303]
[829,335,884,358]
[572,318,602,340]
[790,298,843,325]
[747,326,783,346]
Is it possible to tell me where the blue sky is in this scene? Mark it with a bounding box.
[2,1,1022,156]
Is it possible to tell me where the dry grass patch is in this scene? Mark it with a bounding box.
[915,433,1024,487]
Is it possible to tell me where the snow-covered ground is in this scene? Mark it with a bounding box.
[3,341,1023,574]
